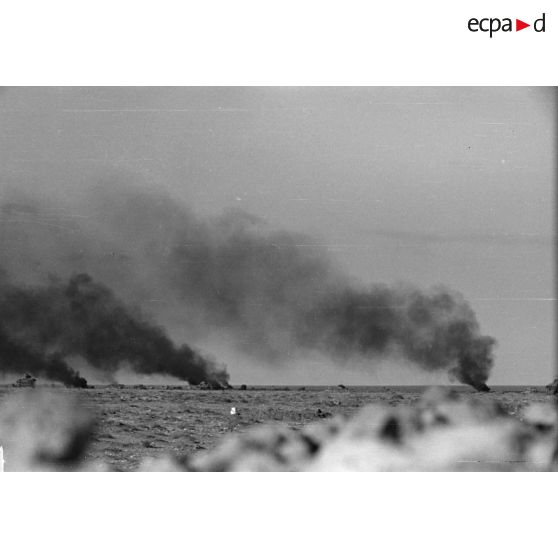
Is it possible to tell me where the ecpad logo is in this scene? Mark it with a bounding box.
[468,13,546,37]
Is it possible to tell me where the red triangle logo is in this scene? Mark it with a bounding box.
[516,19,530,31]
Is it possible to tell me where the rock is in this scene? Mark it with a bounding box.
[343,405,422,444]
[386,393,405,407]
[312,416,532,472]
[417,386,505,428]
[311,437,413,472]
[301,415,346,447]
[185,386,546,471]
[408,421,531,471]
[0,390,95,471]
[81,459,113,472]
[521,402,558,431]
[138,454,187,472]
[525,437,556,468]
[0,380,554,472]
[189,424,319,472]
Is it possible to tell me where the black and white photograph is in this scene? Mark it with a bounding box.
[0,86,554,472]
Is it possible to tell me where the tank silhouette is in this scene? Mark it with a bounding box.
[13,373,37,388]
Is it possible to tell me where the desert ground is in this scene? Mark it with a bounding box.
[1,384,551,471]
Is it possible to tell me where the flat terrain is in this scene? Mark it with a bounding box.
[0,384,553,471]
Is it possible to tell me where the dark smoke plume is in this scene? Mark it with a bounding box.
[0,328,86,387]
[0,272,229,387]
[0,182,495,389]
[298,287,495,391]
[169,213,495,390]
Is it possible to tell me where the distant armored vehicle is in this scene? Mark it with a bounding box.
[13,373,37,388]
[474,382,491,393]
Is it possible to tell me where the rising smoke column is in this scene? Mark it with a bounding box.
[298,287,495,390]
[0,184,496,389]
[0,272,228,387]
[168,205,496,390]
[0,328,87,387]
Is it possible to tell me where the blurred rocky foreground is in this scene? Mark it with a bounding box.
[1,387,558,471]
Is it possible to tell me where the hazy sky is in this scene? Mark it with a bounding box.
[0,87,554,385]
